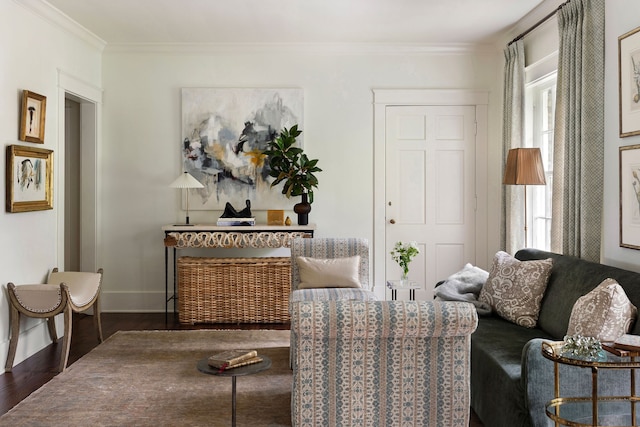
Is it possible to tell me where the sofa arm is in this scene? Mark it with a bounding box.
[522,338,640,427]
[291,300,478,339]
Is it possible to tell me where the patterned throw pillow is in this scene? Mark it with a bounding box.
[479,251,553,328]
[567,278,637,342]
[296,256,362,289]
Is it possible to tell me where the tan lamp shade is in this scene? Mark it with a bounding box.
[503,148,546,186]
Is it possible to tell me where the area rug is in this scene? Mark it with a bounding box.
[0,330,292,426]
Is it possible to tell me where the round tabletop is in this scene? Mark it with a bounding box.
[197,355,272,377]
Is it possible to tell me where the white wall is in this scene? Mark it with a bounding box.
[603,0,640,271]
[0,0,103,369]
[100,46,503,311]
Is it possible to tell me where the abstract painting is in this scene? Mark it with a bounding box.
[181,88,303,210]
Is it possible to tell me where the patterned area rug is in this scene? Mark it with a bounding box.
[0,330,292,426]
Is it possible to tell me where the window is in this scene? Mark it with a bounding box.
[525,73,556,251]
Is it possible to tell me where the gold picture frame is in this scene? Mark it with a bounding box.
[6,145,53,213]
[19,90,46,143]
[619,144,640,249]
[619,26,640,137]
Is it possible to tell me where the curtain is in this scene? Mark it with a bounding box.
[500,40,525,254]
[550,0,605,261]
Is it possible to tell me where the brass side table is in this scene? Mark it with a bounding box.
[541,341,640,426]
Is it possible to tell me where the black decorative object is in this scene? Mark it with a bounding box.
[221,200,252,218]
[293,193,311,225]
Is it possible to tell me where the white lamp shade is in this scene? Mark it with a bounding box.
[169,171,204,189]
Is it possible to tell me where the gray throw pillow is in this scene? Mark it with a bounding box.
[566,278,637,342]
[479,251,553,328]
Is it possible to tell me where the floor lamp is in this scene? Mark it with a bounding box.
[503,148,546,248]
[170,171,204,225]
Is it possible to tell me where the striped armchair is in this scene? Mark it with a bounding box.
[289,238,377,367]
[290,300,478,427]
[289,237,377,303]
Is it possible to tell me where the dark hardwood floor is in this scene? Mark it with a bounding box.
[0,312,483,426]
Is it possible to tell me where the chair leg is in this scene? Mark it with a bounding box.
[47,316,59,343]
[93,296,103,343]
[5,305,21,373]
[58,305,73,373]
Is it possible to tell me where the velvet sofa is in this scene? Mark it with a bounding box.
[290,300,478,427]
[472,249,640,427]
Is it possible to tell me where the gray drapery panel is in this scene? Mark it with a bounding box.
[500,40,525,254]
[550,0,604,261]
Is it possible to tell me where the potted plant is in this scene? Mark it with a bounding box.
[264,125,322,225]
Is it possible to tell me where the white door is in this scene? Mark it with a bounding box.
[385,105,476,300]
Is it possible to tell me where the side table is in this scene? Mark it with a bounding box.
[386,280,421,301]
[197,355,272,427]
[541,341,640,426]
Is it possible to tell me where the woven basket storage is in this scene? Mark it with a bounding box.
[177,256,291,324]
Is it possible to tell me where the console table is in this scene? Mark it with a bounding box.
[163,224,315,321]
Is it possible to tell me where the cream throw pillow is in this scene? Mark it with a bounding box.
[567,278,637,342]
[297,256,361,289]
[479,251,553,328]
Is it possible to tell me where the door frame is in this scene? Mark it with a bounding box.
[56,70,103,273]
[372,89,489,300]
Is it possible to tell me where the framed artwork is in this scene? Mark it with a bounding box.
[19,90,47,143]
[619,26,640,137]
[181,87,303,210]
[620,144,640,249]
[6,145,53,213]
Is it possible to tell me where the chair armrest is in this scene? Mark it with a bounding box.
[291,300,478,338]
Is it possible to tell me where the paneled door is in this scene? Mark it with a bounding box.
[385,105,477,300]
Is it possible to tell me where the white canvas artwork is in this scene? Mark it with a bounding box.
[181,88,304,210]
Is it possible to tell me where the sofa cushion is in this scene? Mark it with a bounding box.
[471,316,554,427]
[296,255,361,289]
[566,278,637,342]
[479,251,553,328]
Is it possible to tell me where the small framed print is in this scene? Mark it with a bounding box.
[620,144,640,249]
[6,144,53,213]
[19,90,46,143]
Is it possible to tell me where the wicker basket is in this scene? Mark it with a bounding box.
[177,256,291,324]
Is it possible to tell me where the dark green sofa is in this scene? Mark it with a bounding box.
[471,249,640,427]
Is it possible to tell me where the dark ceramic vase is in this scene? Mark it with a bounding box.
[293,193,311,225]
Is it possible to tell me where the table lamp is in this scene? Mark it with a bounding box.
[170,171,204,225]
[503,148,546,247]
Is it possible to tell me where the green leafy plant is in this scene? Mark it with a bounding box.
[390,241,420,277]
[264,125,322,203]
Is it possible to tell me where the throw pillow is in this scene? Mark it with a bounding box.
[566,278,637,342]
[479,251,553,328]
[297,256,361,289]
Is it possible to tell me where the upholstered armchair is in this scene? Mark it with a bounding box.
[289,237,377,302]
[5,268,104,373]
[290,300,478,427]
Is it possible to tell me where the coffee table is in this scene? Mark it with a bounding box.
[197,355,272,427]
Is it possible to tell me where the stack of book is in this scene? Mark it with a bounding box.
[602,334,640,356]
[207,349,262,371]
[216,217,255,226]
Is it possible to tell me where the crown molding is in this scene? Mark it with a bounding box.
[14,0,106,52]
[103,41,498,55]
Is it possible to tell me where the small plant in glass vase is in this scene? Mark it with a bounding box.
[390,241,420,284]
[264,125,322,225]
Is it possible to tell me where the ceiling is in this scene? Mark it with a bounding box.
[44,0,545,45]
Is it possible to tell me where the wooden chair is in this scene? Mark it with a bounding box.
[5,268,104,373]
